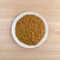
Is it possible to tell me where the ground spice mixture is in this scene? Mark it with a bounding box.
[15,15,45,45]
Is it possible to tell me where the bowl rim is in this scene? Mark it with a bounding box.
[11,11,49,49]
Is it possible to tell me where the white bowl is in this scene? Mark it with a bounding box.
[11,11,48,49]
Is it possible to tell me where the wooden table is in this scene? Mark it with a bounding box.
[0,0,60,60]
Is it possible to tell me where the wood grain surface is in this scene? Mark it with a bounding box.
[0,0,60,60]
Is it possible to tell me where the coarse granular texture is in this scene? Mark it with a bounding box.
[15,15,45,45]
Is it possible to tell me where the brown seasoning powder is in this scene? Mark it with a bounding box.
[15,15,45,45]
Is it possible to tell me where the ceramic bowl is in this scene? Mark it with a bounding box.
[11,12,48,48]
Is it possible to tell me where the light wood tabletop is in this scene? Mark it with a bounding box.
[0,0,60,60]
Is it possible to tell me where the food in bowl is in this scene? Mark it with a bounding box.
[16,15,45,45]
